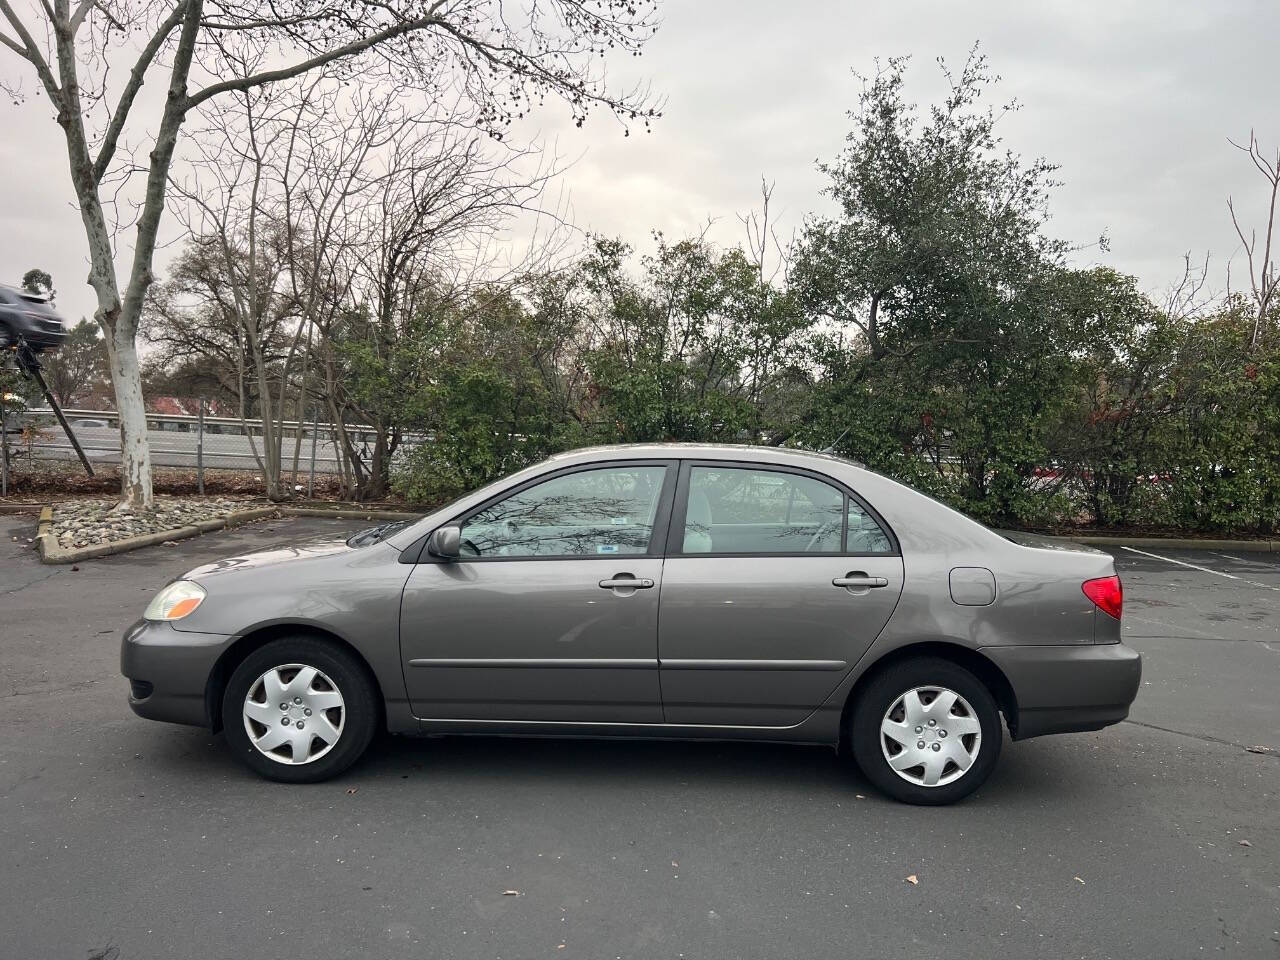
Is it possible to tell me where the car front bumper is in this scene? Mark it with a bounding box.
[980,642,1142,740]
[120,619,234,727]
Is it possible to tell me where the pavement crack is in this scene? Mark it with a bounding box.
[0,568,59,596]
[1122,719,1277,759]
[2,679,101,700]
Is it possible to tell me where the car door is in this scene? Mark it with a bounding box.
[657,461,904,727]
[400,460,676,723]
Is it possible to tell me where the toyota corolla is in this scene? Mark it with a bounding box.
[122,444,1141,804]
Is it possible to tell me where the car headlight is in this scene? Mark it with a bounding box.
[144,580,206,621]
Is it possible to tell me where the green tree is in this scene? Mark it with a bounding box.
[391,293,591,505]
[40,319,111,408]
[574,235,808,445]
[792,50,1081,526]
[21,269,53,298]
[1162,305,1280,532]
[1046,268,1179,527]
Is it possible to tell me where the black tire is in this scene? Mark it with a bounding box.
[221,635,379,784]
[850,657,1002,805]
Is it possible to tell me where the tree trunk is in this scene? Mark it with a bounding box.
[45,0,204,510]
[364,430,389,501]
[258,386,285,501]
[107,329,155,508]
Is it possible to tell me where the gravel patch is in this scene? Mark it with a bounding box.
[50,496,265,549]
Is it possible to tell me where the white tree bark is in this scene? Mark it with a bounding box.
[106,330,154,505]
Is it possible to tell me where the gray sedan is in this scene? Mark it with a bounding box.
[122,444,1141,804]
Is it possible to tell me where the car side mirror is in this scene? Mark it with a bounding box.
[426,525,461,560]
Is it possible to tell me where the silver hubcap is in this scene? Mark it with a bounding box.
[242,664,345,765]
[880,685,982,788]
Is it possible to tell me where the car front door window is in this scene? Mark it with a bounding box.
[461,465,668,558]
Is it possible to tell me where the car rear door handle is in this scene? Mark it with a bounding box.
[833,574,889,589]
[599,577,655,590]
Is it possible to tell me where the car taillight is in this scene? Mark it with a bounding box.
[1082,575,1123,620]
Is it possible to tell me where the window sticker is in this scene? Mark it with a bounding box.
[596,544,620,554]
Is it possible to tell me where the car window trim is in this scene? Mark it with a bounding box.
[411,459,680,564]
[664,459,901,559]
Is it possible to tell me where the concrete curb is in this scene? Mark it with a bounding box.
[0,502,44,514]
[35,504,419,565]
[286,507,420,521]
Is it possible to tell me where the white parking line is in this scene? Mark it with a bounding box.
[1118,546,1280,593]
[1209,551,1279,569]
[1125,613,1222,638]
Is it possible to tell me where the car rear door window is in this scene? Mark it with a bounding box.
[680,465,894,555]
[682,466,844,554]
[460,465,668,558]
[847,498,893,553]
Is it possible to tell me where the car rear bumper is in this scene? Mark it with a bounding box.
[120,619,233,727]
[980,642,1142,740]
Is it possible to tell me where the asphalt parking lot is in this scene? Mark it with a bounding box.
[1,515,1277,959]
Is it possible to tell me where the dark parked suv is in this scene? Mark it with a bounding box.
[0,285,67,352]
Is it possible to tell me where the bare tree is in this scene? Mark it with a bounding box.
[319,115,568,500]
[164,76,396,499]
[161,67,567,500]
[1163,251,1213,322]
[1228,131,1280,349]
[0,0,660,507]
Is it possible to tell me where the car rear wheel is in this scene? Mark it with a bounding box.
[221,636,379,783]
[850,657,1002,805]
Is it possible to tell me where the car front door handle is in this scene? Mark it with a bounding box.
[599,577,655,590]
[832,574,889,589]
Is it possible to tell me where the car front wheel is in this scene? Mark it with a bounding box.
[222,636,379,783]
[850,657,1002,805]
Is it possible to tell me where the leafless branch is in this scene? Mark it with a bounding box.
[1227,130,1280,349]
[93,3,187,183]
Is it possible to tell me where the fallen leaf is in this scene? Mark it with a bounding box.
[1237,840,1251,847]
[905,875,918,885]
[1074,876,1086,884]
[346,787,358,795]
[1246,745,1273,755]
[502,890,520,896]
[162,540,178,547]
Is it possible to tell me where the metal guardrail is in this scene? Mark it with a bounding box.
[10,405,434,494]
[25,406,398,439]
[15,407,351,492]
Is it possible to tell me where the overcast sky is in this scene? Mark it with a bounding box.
[3,0,1279,325]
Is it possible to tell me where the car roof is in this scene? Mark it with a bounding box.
[1,283,48,299]
[0,284,57,308]
[544,442,866,472]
